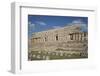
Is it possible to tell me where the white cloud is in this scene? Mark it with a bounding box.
[28,22,35,28]
[35,21,47,26]
[72,19,83,24]
[52,26,62,29]
[71,20,87,27]
[28,22,36,33]
[71,20,87,32]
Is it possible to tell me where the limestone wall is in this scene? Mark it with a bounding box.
[29,25,88,53]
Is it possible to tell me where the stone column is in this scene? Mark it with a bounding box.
[77,33,79,41]
[75,33,77,40]
[75,33,76,40]
[79,33,81,41]
[73,33,75,40]
[72,33,73,40]
[76,33,78,40]
[82,33,84,41]
[80,33,82,41]
[80,33,82,40]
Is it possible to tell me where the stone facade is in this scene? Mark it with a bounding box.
[28,24,88,60]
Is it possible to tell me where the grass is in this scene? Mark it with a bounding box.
[28,50,88,61]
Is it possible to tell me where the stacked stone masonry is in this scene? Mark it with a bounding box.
[28,24,88,60]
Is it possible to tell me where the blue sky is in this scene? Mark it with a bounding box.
[28,15,88,37]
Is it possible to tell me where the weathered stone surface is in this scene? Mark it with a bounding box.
[28,25,88,60]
